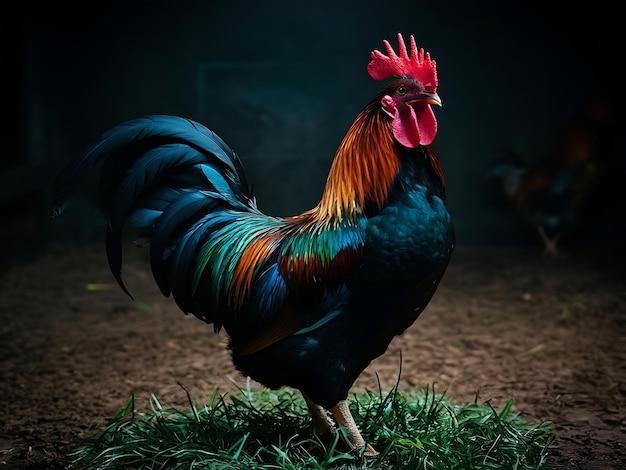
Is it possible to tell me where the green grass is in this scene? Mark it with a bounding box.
[69,382,554,469]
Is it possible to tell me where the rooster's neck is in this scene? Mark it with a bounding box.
[315,100,400,223]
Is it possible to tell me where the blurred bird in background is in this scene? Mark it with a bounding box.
[49,34,455,455]
[484,98,615,255]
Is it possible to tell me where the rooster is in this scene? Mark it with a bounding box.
[50,34,455,456]
[485,99,612,255]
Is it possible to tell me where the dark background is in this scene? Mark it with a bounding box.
[2,0,624,269]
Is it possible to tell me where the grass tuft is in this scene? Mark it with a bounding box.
[69,382,554,469]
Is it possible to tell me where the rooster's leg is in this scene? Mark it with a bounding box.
[329,400,378,456]
[302,392,336,438]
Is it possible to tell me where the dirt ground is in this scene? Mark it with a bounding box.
[0,242,624,469]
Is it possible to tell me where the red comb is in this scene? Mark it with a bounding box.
[367,33,437,89]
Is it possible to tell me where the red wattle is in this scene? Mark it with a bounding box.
[417,106,437,146]
[391,103,437,148]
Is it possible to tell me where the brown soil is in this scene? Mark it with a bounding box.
[1,243,624,469]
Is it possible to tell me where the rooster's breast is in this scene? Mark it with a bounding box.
[361,184,454,286]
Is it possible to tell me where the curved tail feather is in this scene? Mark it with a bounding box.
[49,115,251,218]
[49,115,255,303]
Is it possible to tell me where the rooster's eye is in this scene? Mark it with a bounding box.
[396,85,407,95]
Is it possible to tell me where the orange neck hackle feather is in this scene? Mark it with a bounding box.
[315,99,400,222]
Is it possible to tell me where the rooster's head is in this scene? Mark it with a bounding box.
[368,33,441,148]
